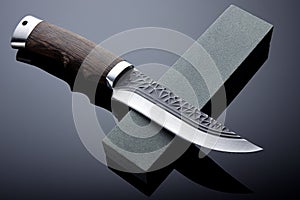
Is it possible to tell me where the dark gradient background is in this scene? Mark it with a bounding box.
[1,0,299,199]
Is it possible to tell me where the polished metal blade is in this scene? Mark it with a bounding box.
[112,69,262,153]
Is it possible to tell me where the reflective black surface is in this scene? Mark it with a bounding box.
[1,0,299,199]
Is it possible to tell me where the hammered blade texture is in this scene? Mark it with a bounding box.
[115,69,240,138]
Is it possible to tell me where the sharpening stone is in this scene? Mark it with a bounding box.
[103,5,273,174]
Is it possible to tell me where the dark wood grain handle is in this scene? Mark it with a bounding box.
[27,21,123,88]
[11,16,125,110]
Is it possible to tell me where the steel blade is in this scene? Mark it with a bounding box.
[112,69,262,153]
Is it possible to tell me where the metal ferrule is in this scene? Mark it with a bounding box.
[106,60,133,89]
[11,15,43,49]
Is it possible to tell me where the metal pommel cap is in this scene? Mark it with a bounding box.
[11,15,43,49]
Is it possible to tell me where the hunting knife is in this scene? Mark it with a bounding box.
[11,16,262,153]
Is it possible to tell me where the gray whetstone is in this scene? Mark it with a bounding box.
[103,5,273,172]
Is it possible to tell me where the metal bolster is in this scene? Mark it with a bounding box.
[11,15,43,49]
[106,61,133,89]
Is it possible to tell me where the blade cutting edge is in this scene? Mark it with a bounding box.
[112,89,262,153]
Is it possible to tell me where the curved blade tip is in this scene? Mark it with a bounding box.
[208,138,264,153]
[231,140,263,153]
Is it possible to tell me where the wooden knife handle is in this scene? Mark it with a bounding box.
[27,21,123,86]
[11,16,126,110]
